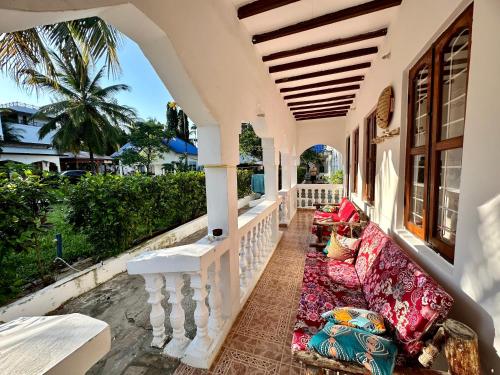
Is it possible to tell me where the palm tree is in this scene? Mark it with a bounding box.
[0,17,121,87]
[26,51,136,171]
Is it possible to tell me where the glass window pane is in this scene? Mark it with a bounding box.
[440,29,470,140]
[412,67,429,147]
[409,155,425,226]
[437,148,463,244]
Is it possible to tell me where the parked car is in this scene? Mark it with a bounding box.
[60,170,91,183]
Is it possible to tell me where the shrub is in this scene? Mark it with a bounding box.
[0,170,54,301]
[297,166,307,183]
[329,170,344,184]
[237,169,253,198]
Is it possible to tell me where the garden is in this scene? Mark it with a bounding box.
[0,168,253,305]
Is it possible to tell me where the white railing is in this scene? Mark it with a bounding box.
[296,183,344,209]
[126,199,281,369]
[279,185,297,226]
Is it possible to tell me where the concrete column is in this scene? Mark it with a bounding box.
[280,152,292,191]
[291,155,298,186]
[262,138,279,201]
[197,125,240,316]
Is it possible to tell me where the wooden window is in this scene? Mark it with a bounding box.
[345,136,351,196]
[352,128,359,194]
[404,5,472,262]
[364,111,377,204]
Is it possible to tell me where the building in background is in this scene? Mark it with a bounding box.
[0,102,62,171]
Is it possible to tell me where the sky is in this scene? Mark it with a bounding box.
[0,34,174,122]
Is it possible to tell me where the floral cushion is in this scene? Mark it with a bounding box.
[321,205,337,213]
[354,223,391,283]
[324,234,360,261]
[308,324,397,375]
[362,240,454,356]
[322,307,386,335]
[293,257,367,351]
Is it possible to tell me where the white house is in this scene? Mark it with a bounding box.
[0,102,61,171]
[112,137,198,175]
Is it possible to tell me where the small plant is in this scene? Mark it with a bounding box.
[329,170,344,184]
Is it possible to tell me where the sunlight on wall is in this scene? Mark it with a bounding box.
[375,150,399,231]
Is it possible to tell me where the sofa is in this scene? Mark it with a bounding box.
[292,222,454,371]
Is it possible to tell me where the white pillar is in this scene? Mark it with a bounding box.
[280,152,292,190]
[197,125,240,317]
[291,155,298,186]
[262,138,279,201]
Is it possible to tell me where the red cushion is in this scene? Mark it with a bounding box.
[362,240,454,356]
[354,222,391,283]
[338,199,357,222]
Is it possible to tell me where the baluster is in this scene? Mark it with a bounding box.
[208,260,224,339]
[164,273,190,357]
[265,215,272,252]
[239,236,247,289]
[257,221,264,263]
[251,227,259,270]
[185,272,212,356]
[245,231,254,282]
[143,273,167,348]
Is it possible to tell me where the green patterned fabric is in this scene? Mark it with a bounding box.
[322,307,386,334]
[308,323,397,375]
[321,205,335,213]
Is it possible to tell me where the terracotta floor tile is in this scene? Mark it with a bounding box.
[180,211,313,374]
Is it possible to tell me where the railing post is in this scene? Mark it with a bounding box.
[239,236,247,290]
[164,273,190,357]
[244,232,254,283]
[208,260,224,339]
[143,274,167,348]
[184,271,211,366]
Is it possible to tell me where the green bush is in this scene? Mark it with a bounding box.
[67,172,207,257]
[237,169,253,198]
[0,170,55,301]
[297,166,307,183]
[329,170,344,184]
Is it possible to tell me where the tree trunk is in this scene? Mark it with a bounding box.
[89,149,95,173]
[443,319,480,375]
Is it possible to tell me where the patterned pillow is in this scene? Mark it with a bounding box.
[324,234,360,261]
[321,205,336,213]
[322,307,386,334]
[308,324,397,375]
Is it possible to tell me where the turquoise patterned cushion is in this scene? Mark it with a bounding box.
[322,307,386,334]
[308,323,397,375]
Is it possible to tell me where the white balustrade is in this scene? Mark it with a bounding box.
[279,185,297,226]
[296,183,343,209]
[126,199,283,369]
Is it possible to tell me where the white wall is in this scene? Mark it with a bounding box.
[296,117,346,158]
[0,153,60,171]
[343,0,500,371]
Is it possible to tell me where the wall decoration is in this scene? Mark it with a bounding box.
[376,86,394,129]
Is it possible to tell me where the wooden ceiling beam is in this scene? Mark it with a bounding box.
[269,47,377,73]
[292,106,351,115]
[287,94,355,106]
[294,107,350,116]
[280,75,364,93]
[252,0,402,44]
[238,0,300,19]
[283,84,359,100]
[290,100,353,111]
[263,28,387,61]
[275,62,371,84]
[296,113,347,121]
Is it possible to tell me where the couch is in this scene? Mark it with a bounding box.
[292,222,454,372]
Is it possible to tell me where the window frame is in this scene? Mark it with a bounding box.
[363,110,377,204]
[345,135,351,196]
[352,128,359,194]
[404,5,473,262]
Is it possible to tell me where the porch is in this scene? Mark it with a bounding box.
[0,0,499,373]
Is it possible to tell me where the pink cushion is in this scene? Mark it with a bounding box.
[354,222,391,283]
[362,240,454,356]
[338,199,357,222]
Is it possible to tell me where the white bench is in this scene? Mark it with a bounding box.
[0,313,110,375]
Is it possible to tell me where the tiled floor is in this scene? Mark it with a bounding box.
[176,210,313,375]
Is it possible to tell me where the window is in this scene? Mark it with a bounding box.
[345,136,351,195]
[352,128,359,194]
[364,111,377,204]
[404,5,472,262]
